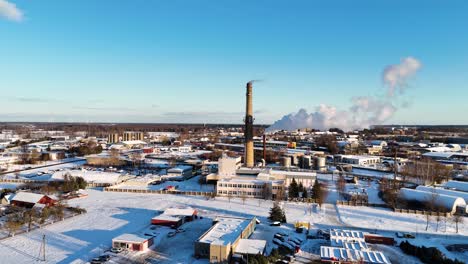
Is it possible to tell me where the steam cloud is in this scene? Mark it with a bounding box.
[383,57,422,96]
[0,0,23,22]
[267,57,421,132]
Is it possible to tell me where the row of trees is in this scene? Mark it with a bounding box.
[41,174,87,194]
[288,178,308,198]
[288,178,328,206]
[69,141,102,156]
[400,241,464,264]
[4,203,69,236]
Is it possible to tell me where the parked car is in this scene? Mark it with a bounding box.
[167,231,176,237]
[277,231,288,237]
[270,221,281,226]
[110,247,123,253]
[272,238,282,245]
[290,237,302,245]
[176,228,185,233]
[98,255,111,261]
[90,258,103,264]
[274,234,285,241]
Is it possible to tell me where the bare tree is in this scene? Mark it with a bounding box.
[451,214,464,233]
[275,187,285,202]
[240,192,247,205]
[5,214,23,236]
[425,213,431,231]
[23,209,38,231]
[336,174,346,200]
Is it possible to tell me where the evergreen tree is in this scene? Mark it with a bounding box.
[298,182,304,197]
[288,178,299,198]
[269,202,287,223]
[302,185,308,199]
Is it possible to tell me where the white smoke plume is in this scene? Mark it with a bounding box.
[383,57,422,96]
[0,0,23,22]
[267,57,421,132]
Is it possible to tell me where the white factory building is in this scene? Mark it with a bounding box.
[335,155,381,166]
[213,155,316,199]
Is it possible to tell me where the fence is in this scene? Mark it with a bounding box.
[0,211,86,241]
[0,178,46,184]
[103,187,214,197]
[393,208,452,217]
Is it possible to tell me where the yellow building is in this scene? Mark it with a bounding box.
[194,216,257,263]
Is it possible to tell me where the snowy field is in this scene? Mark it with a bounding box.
[114,176,215,192]
[0,190,317,264]
[0,188,466,263]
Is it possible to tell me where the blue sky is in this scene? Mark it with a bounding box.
[0,0,467,125]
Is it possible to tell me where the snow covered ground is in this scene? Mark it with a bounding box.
[0,183,22,190]
[0,188,466,263]
[1,158,86,181]
[114,176,215,192]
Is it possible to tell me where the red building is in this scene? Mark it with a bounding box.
[151,207,197,227]
[112,233,154,251]
[10,192,57,208]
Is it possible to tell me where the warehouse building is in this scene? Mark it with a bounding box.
[112,233,153,252]
[151,207,197,227]
[194,216,257,263]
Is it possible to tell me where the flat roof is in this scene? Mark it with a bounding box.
[329,229,365,241]
[198,217,253,246]
[234,239,267,255]
[321,246,390,264]
[113,233,152,244]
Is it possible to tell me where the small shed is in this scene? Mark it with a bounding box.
[112,233,153,252]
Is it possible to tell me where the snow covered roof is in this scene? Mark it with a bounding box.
[163,207,197,217]
[112,233,152,243]
[423,152,468,159]
[329,229,365,241]
[51,169,124,184]
[399,188,467,213]
[198,217,253,246]
[330,239,368,251]
[234,239,266,255]
[443,180,468,193]
[320,246,390,264]
[416,185,468,203]
[10,192,48,204]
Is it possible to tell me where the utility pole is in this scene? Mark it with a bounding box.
[39,234,46,261]
[393,146,398,189]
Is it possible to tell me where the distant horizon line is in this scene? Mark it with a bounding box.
[0,121,467,128]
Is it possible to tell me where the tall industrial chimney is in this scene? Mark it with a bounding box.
[244,81,254,168]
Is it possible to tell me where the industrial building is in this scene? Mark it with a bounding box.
[399,188,467,214]
[194,216,257,263]
[163,165,193,181]
[216,178,284,199]
[335,155,381,166]
[151,207,197,227]
[123,131,144,141]
[112,233,154,252]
